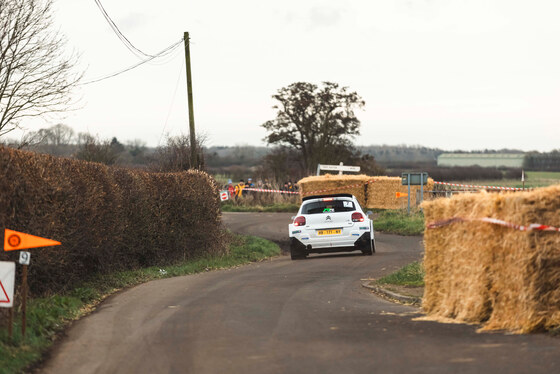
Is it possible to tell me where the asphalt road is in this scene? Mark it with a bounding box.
[40,212,560,374]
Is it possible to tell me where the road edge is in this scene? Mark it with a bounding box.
[361,282,422,307]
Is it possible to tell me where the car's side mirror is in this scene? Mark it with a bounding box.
[366,211,373,217]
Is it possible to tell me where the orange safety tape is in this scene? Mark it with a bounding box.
[243,188,300,195]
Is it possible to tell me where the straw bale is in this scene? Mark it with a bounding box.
[298,174,369,206]
[365,176,434,210]
[421,185,560,333]
[298,174,434,210]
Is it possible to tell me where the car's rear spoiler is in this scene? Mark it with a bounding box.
[302,193,354,202]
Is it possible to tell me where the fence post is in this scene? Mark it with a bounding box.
[420,172,424,208]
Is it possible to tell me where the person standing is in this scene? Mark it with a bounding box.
[287,180,294,191]
[235,179,245,199]
[227,179,235,199]
[245,178,255,197]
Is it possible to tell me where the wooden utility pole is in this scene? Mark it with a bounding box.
[184,32,197,168]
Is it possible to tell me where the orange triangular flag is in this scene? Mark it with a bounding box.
[4,229,61,251]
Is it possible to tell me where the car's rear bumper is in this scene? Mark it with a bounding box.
[291,232,371,254]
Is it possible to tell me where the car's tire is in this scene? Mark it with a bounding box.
[362,238,374,256]
[290,248,306,260]
[290,240,307,260]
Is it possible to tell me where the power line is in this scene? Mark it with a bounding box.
[145,42,183,66]
[82,38,183,85]
[159,58,185,146]
[88,1,188,84]
[93,0,154,59]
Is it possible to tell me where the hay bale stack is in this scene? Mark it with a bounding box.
[298,174,434,210]
[298,174,369,206]
[422,185,560,333]
[366,176,434,210]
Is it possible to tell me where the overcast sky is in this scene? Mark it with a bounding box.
[16,0,560,151]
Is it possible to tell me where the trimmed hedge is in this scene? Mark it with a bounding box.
[0,146,226,295]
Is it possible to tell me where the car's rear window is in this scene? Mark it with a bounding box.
[301,200,356,214]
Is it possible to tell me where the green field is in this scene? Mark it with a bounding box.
[459,171,560,189]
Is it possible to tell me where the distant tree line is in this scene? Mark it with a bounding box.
[205,145,268,168]
[450,148,525,154]
[2,124,205,172]
[523,150,560,171]
[358,145,442,167]
[4,123,151,166]
[5,124,557,183]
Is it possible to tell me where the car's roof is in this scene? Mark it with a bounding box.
[302,193,354,202]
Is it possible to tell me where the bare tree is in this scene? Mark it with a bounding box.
[262,82,364,174]
[153,134,206,172]
[75,134,119,165]
[12,127,48,149]
[0,0,82,137]
[47,123,75,146]
[11,123,74,154]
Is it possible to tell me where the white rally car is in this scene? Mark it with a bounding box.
[288,194,375,260]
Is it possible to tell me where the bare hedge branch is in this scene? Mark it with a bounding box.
[0,145,226,295]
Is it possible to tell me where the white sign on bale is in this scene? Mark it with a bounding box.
[0,261,15,308]
[316,162,360,176]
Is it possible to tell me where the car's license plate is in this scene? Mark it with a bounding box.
[317,229,342,236]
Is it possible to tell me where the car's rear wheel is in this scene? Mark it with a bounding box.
[290,248,306,260]
[290,238,307,260]
[362,238,374,256]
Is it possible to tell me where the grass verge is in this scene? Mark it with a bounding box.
[376,261,425,287]
[373,210,425,235]
[0,234,280,374]
[221,202,300,213]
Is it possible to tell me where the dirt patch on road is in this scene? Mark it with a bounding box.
[272,240,291,255]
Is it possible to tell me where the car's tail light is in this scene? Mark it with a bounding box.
[352,212,364,222]
[294,216,306,226]
[322,198,334,201]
